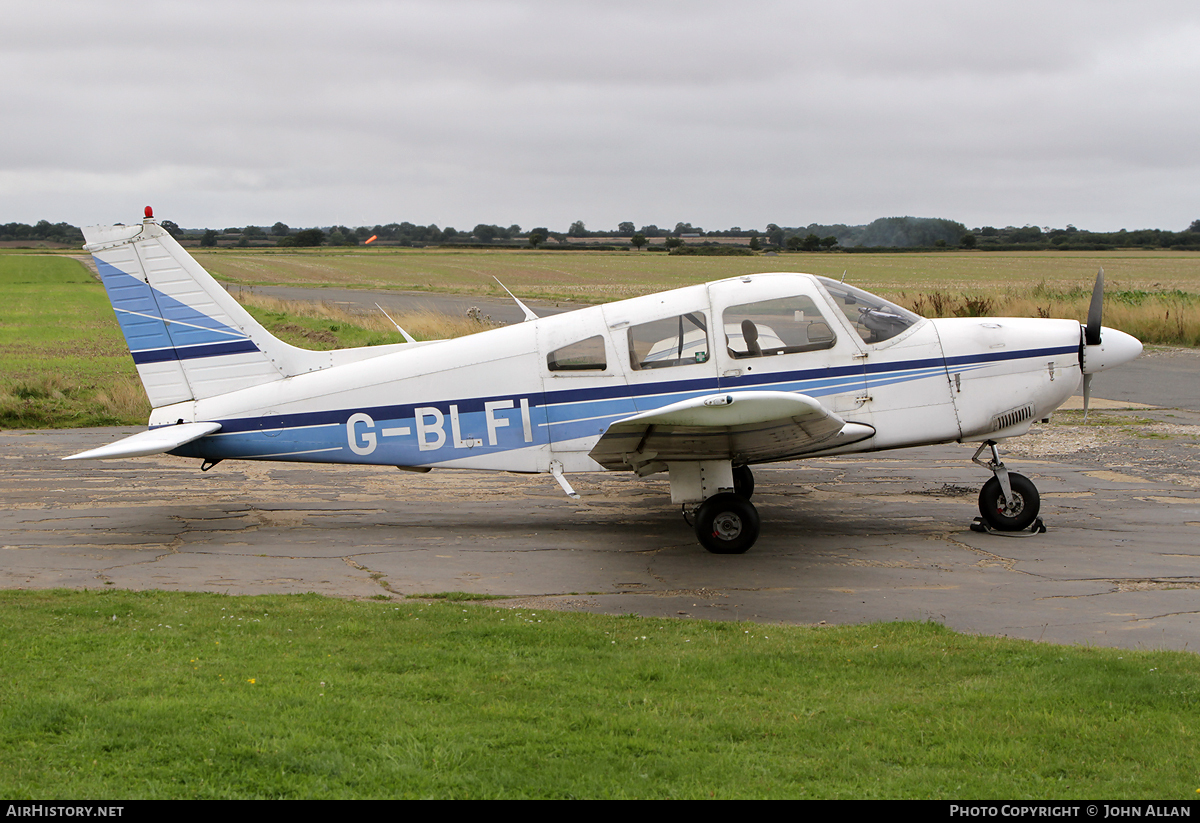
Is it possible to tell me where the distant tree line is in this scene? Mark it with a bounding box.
[7,216,1200,251]
[0,221,84,244]
[963,222,1200,251]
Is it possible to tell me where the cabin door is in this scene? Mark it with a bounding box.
[707,278,869,416]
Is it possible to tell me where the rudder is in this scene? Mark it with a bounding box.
[85,212,329,407]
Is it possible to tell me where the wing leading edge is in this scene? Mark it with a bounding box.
[588,391,874,472]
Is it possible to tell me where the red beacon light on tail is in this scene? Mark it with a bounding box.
[144,206,154,219]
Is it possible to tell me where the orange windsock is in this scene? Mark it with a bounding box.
[365,235,378,244]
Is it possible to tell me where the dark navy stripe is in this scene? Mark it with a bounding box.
[707,363,866,391]
[206,345,1074,436]
[543,375,721,405]
[131,339,260,364]
[543,347,1064,401]
[943,345,1076,368]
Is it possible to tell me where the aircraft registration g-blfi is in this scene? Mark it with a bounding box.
[66,208,1144,553]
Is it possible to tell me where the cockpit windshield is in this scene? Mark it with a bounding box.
[817,277,922,344]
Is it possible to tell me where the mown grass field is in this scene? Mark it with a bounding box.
[237,293,501,350]
[0,255,149,427]
[193,247,1200,301]
[195,247,1200,346]
[2,589,1197,800]
[4,248,1199,429]
[0,256,489,426]
[4,248,1199,427]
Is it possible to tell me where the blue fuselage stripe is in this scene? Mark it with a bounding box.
[173,344,1073,463]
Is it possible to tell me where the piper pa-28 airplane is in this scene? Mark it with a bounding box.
[66,208,1143,553]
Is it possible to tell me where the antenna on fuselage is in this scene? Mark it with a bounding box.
[375,302,417,344]
[493,276,539,322]
[840,270,847,283]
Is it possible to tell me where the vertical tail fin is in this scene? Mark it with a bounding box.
[84,213,332,407]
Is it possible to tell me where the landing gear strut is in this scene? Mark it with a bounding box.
[971,441,1042,532]
[732,464,754,499]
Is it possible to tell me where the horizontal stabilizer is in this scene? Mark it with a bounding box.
[589,391,875,470]
[63,422,222,461]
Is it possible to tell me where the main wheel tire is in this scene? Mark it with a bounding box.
[694,492,760,554]
[732,464,755,499]
[978,473,1040,531]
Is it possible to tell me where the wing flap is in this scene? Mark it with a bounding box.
[588,391,874,470]
[63,422,222,461]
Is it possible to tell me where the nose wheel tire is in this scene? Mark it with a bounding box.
[978,474,1040,532]
[694,492,760,554]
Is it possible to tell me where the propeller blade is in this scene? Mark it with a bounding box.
[1085,268,1104,346]
[1082,373,1092,422]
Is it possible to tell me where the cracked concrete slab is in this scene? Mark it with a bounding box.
[3,417,1199,652]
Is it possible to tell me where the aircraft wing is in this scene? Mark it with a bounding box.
[63,422,222,461]
[588,391,875,472]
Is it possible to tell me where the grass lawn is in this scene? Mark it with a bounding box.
[192,247,1200,302]
[195,247,1200,345]
[3,247,1198,428]
[1,589,1197,799]
[0,255,149,427]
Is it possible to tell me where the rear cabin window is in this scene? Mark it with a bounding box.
[722,295,836,358]
[547,335,607,371]
[627,312,710,370]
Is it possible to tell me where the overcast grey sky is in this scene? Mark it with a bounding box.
[3,0,1198,232]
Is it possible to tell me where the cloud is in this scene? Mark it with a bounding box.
[3,0,1198,231]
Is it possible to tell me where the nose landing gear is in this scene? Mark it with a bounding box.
[971,441,1044,533]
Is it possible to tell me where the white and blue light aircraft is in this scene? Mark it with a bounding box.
[66,209,1143,553]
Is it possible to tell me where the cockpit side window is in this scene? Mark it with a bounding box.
[627,312,710,370]
[817,278,922,344]
[547,335,607,372]
[722,295,836,359]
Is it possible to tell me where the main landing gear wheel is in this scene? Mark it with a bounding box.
[732,464,754,499]
[694,492,760,554]
[978,473,1040,532]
